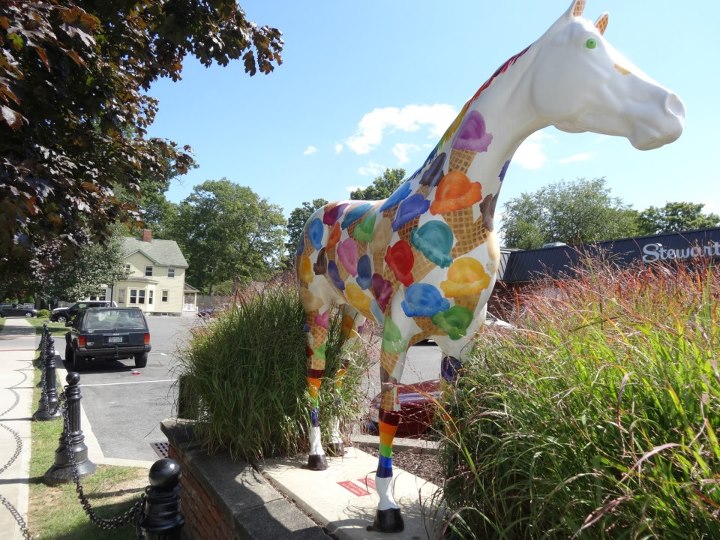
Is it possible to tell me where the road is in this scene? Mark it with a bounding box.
[68,315,443,462]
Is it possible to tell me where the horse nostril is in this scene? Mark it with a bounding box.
[666,93,686,119]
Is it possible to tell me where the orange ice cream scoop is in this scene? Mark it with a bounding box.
[430,171,483,215]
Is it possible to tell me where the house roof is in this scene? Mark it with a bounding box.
[123,237,188,268]
[500,227,720,283]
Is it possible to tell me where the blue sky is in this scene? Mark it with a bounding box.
[147,0,719,231]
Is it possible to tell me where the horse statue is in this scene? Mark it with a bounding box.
[296,0,684,532]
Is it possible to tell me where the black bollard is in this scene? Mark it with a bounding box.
[141,458,184,540]
[33,353,62,420]
[44,372,97,485]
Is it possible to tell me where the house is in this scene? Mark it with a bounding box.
[108,230,195,316]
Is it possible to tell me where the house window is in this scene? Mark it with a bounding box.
[129,290,137,304]
[148,290,154,305]
[145,265,153,277]
[168,267,175,278]
[162,290,168,302]
[125,264,131,274]
[118,289,125,304]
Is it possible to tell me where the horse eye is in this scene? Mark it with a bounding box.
[586,38,597,49]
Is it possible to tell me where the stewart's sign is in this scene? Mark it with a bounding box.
[501,227,720,283]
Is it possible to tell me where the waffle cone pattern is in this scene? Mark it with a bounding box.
[445,208,491,258]
[449,149,476,173]
[411,250,438,282]
[454,294,482,313]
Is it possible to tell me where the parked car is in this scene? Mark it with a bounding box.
[0,303,37,318]
[367,313,515,437]
[64,307,151,370]
[51,300,117,323]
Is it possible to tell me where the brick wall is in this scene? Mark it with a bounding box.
[168,445,233,540]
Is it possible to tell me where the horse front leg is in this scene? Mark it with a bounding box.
[372,318,410,533]
[305,308,331,470]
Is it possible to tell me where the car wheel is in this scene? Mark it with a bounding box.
[135,353,148,368]
[24,311,33,318]
[57,315,67,323]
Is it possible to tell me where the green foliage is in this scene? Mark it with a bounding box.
[350,168,406,200]
[37,309,50,318]
[34,225,129,302]
[439,260,719,538]
[637,202,720,236]
[286,198,328,258]
[169,179,286,294]
[176,281,369,462]
[501,178,639,249]
[0,1,283,282]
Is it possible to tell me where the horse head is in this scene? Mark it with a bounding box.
[529,0,684,150]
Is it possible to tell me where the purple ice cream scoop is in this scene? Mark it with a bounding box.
[453,110,493,153]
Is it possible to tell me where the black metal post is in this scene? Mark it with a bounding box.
[141,458,184,540]
[44,372,97,485]
[33,352,62,420]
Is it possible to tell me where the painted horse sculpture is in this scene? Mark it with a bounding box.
[296,0,684,532]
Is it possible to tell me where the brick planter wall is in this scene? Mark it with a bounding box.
[161,418,330,540]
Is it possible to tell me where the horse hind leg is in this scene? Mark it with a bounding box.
[325,306,367,457]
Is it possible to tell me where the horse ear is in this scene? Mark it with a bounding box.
[595,13,609,35]
[570,0,586,18]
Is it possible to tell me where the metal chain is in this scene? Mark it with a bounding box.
[58,391,148,531]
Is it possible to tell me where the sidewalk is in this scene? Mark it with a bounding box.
[0,318,37,539]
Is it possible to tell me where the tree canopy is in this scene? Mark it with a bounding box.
[501,178,639,249]
[0,0,283,283]
[169,179,285,294]
[636,202,720,236]
[350,168,406,200]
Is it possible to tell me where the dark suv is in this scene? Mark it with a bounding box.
[51,300,116,323]
[64,307,151,370]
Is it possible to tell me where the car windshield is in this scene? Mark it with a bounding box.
[84,310,145,330]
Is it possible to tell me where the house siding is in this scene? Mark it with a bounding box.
[112,238,189,315]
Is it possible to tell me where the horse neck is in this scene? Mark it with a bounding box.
[414,46,547,225]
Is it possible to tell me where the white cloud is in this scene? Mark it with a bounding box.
[559,152,593,164]
[357,161,385,177]
[514,132,550,170]
[392,143,420,165]
[303,145,318,156]
[345,104,456,155]
[334,143,343,154]
[345,185,363,193]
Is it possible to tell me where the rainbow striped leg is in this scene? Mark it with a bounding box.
[372,345,406,532]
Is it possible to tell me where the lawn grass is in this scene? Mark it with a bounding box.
[25,316,68,337]
[27,345,149,539]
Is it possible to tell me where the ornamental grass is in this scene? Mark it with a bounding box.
[175,277,369,463]
[439,258,719,538]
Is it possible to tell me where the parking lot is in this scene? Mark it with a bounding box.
[67,314,442,462]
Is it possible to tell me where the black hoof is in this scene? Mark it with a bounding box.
[307,454,328,470]
[371,507,404,533]
[326,442,345,457]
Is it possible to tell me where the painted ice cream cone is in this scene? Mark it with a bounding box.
[396,215,420,242]
[440,257,492,316]
[449,148,477,173]
[446,208,492,258]
[410,315,441,343]
[410,220,454,281]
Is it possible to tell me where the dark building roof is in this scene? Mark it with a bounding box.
[500,227,720,283]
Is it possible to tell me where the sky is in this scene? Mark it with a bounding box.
[147,0,720,233]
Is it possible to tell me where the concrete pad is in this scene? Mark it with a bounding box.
[261,447,443,539]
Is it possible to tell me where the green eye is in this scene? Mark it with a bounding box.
[586,38,597,49]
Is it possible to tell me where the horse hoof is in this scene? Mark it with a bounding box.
[372,508,404,533]
[307,454,328,470]
[326,442,345,457]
